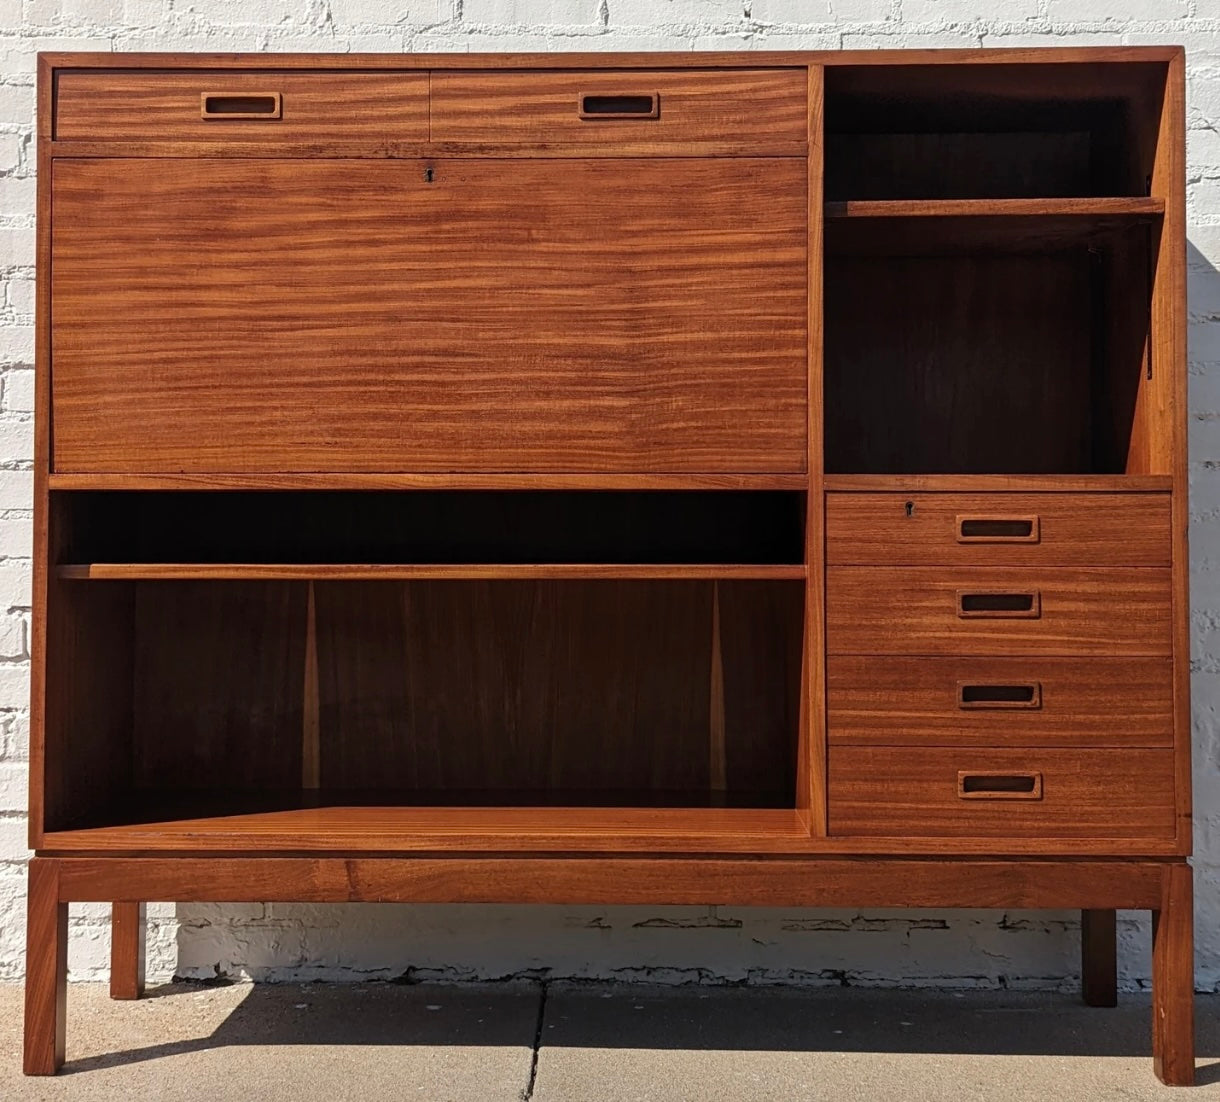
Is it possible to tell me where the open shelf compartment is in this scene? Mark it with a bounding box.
[42,573,806,837]
[53,490,806,568]
[824,61,1168,201]
[823,216,1158,476]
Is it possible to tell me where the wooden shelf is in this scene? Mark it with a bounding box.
[56,562,807,581]
[37,803,1181,857]
[824,197,1165,220]
[42,806,811,854]
[823,474,1174,492]
[47,472,811,492]
[825,197,1164,256]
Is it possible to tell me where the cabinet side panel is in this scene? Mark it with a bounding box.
[30,59,52,846]
[1151,53,1191,851]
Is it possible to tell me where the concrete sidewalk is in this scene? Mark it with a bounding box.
[1,982,1218,1101]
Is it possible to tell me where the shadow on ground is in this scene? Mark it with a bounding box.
[52,982,1220,1075]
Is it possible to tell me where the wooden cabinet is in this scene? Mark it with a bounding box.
[26,49,1194,1085]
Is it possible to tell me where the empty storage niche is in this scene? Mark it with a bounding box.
[42,578,803,830]
[824,62,1167,200]
[52,491,805,567]
[823,220,1155,475]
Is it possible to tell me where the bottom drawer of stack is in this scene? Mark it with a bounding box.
[828,746,1175,839]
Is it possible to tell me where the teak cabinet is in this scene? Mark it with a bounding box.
[26,48,1193,1083]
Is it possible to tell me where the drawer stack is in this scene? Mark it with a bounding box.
[825,492,1177,841]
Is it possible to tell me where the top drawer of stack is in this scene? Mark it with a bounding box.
[826,492,1171,567]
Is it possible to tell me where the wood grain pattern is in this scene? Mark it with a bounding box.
[51,157,807,474]
[1152,861,1194,1085]
[131,581,307,792]
[826,567,1172,656]
[801,63,827,833]
[46,139,811,160]
[1081,908,1117,1007]
[824,254,1098,475]
[47,473,812,491]
[825,210,1156,257]
[109,901,145,1000]
[42,854,1174,909]
[825,492,1171,567]
[1156,52,1195,859]
[58,563,808,581]
[823,474,1173,492]
[825,198,1164,219]
[431,70,807,144]
[312,579,800,802]
[53,71,429,142]
[23,859,66,1075]
[38,807,1187,856]
[827,656,1173,747]
[828,747,1176,839]
[28,58,52,851]
[36,49,1185,72]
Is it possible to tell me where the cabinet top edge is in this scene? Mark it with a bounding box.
[37,46,1183,72]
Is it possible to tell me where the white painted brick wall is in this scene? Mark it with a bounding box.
[0,1,1218,993]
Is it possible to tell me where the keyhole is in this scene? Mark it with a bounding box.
[424,166,434,183]
[905,501,915,518]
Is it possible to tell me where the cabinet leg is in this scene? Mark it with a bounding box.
[1152,863,1195,1086]
[109,902,146,1000]
[1081,909,1117,1007]
[23,858,67,1076]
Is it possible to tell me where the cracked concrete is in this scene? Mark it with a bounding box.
[2,982,1220,1100]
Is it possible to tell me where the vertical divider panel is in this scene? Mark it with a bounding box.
[1150,52,1192,850]
[800,63,828,835]
[709,580,727,801]
[302,579,320,790]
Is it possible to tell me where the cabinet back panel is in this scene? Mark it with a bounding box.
[314,579,801,801]
[824,62,1165,199]
[109,578,801,809]
[131,581,308,791]
[825,253,1099,474]
[50,157,807,474]
[825,132,1095,201]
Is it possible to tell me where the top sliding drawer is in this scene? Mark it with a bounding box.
[826,492,1171,567]
[52,71,430,142]
[430,70,808,145]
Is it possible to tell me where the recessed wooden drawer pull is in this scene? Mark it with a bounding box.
[200,93,282,120]
[956,590,1041,618]
[578,93,660,119]
[957,681,1042,709]
[957,771,1043,800]
[956,515,1039,543]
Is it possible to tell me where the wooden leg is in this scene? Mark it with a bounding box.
[109,902,146,1000]
[23,858,67,1076]
[1152,862,1194,1086]
[1081,908,1117,1007]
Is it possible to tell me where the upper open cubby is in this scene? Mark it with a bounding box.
[824,61,1168,200]
[53,490,806,570]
